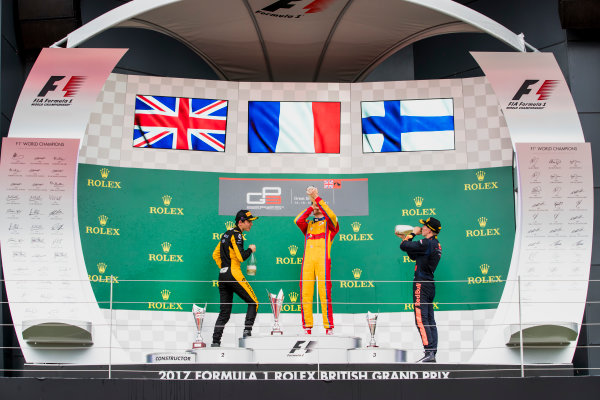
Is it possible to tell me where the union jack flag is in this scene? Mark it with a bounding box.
[323,179,341,189]
[133,95,227,151]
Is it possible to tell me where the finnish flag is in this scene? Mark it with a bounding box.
[361,99,455,152]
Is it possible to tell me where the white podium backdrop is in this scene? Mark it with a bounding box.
[471,143,592,363]
[0,138,129,364]
[0,48,592,365]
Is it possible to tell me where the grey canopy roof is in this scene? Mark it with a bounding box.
[54,0,532,82]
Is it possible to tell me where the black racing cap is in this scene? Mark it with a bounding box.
[235,210,258,223]
[419,217,441,234]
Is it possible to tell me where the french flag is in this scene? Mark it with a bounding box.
[248,101,341,153]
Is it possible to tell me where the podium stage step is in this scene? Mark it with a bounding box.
[189,347,254,363]
[348,348,406,363]
[239,334,360,363]
[148,335,408,364]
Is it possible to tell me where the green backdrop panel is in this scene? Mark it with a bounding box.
[78,164,515,315]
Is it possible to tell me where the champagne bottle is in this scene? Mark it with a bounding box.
[247,252,257,276]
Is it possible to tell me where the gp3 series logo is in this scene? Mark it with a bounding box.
[32,76,86,107]
[507,79,559,110]
[257,0,334,18]
[246,187,282,205]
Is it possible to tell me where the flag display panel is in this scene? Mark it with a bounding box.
[133,95,228,152]
[361,99,455,153]
[248,101,341,153]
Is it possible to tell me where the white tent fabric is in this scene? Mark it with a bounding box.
[54,0,530,82]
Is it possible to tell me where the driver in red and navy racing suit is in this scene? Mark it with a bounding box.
[398,217,442,363]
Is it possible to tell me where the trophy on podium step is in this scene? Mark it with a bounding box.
[267,289,284,335]
[366,311,379,348]
[192,303,207,348]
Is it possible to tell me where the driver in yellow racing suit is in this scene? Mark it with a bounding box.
[294,186,339,335]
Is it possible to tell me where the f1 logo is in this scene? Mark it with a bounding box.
[262,0,332,13]
[262,0,301,12]
[246,187,282,205]
[512,79,559,101]
[37,75,86,97]
[288,340,316,356]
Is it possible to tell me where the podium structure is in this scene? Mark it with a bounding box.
[182,334,405,364]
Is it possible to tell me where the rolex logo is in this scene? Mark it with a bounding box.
[149,289,183,310]
[401,196,435,217]
[148,289,183,311]
[89,263,118,284]
[87,215,119,235]
[88,168,121,189]
[479,264,490,275]
[149,195,183,215]
[289,292,299,303]
[414,196,424,207]
[339,225,373,241]
[97,262,107,274]
[464,170,498,191]
[225,221,235,230]
[466,217,499,238]
[340,268,374,288]
[288,245,298,256]
[468,264,501,284]
[276,246,303,265]
[149,242,183,262]
[98,215,108,226]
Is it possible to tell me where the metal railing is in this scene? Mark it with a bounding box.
[0,276,598,380]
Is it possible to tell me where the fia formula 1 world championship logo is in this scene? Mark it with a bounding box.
[31,75,86,107]
[507,79,559,110]
[257,0,335,18]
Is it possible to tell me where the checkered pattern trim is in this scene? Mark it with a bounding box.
[462,77,513,168]
[80,74,512,172]
[104,309,495,364]
[350,79,467,173]
[79,74,128,165]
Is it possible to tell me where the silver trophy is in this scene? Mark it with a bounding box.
[267,289,284,335]
[366,311,379,347]
[192,303,207,348]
